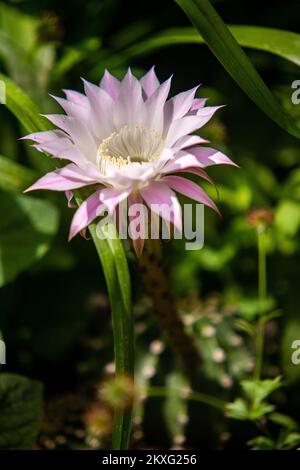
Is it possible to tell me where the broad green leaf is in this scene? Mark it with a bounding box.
[175,0,300,139]
[0,191,59,286]
[0,155,38,192]
[0,373,43,449]
[122,26,300,68]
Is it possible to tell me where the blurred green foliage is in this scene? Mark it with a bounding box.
[0,0,300,450]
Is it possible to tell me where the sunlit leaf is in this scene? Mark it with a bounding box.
[174,0,300,139]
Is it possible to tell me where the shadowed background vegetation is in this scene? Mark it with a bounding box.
[0,0,300,450]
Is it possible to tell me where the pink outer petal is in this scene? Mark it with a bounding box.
[24,163,99,192]
[166,86,199,121]
[161,175,219,213]
[99,187,132,214]
[170,166,213,185]
[100,70,120,100]
[82,79,115,139]
[23,130,87,166]
[43,114,98,160]
[21,129,67,143]
[140,181,182,232]
[110,69,145,130]
[50,95,89,121]
[145,76,172,132]
[160,152,205,174]
[140,67,160,98]
[172,135,208,151]
[63,89,88,106]
[190,98,207,111]
[65,190,75,208]
[69,190,105,241]
[188,147,238,167]
[165,106,221,147]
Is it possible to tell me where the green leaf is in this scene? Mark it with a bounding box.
[0,373,43,449]
[122,26,300,68]
[174,0,300,139]
[247,436,275,450]
[280,432,300,450]
[226,398,249,421]
[241,377,283,405]
[275,200,300,237]
[0,154,38,192]
[0,73,50,133]
[0,191,59,286]
[269,412,298,431]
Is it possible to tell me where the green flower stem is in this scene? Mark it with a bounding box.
[145,386,225,411]
[254,225,267,381]
[75,194,134,450]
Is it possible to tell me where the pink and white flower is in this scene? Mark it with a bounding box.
[24,68,236,254]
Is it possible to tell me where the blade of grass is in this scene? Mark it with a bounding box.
[174,0,300,139]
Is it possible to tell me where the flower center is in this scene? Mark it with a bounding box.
[97,125,164,174]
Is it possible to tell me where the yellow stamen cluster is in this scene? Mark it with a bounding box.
[97,124,164,174]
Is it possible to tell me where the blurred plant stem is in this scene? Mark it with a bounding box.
[137,239,201,375]
[254,225,267,381]
[145,386,225,411]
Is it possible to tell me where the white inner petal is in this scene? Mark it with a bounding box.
[97,124,164,174]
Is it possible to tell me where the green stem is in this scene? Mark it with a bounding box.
[145,386,225,411]
[254,226,267,381]
[74,194,134,450]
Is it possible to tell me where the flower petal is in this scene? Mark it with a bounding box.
[188,147,238,167]
[43,114,98,162]
[166,86,199,121]
[128,192,145,257]
[50,95,89,121]
[69,190,105,240]
[99,187,131,214]
[172,135,208,152]
[25,163,99,192]
[100,70,120,100]
[145,76,172,132]
[113,68,145,128]
[160,152,204,174]
[140,66,160,98]
[161,175,218,212]
[165,115,207,147]
[140,181,182,231]
[190,98,207,112]
[63,89,88,106]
